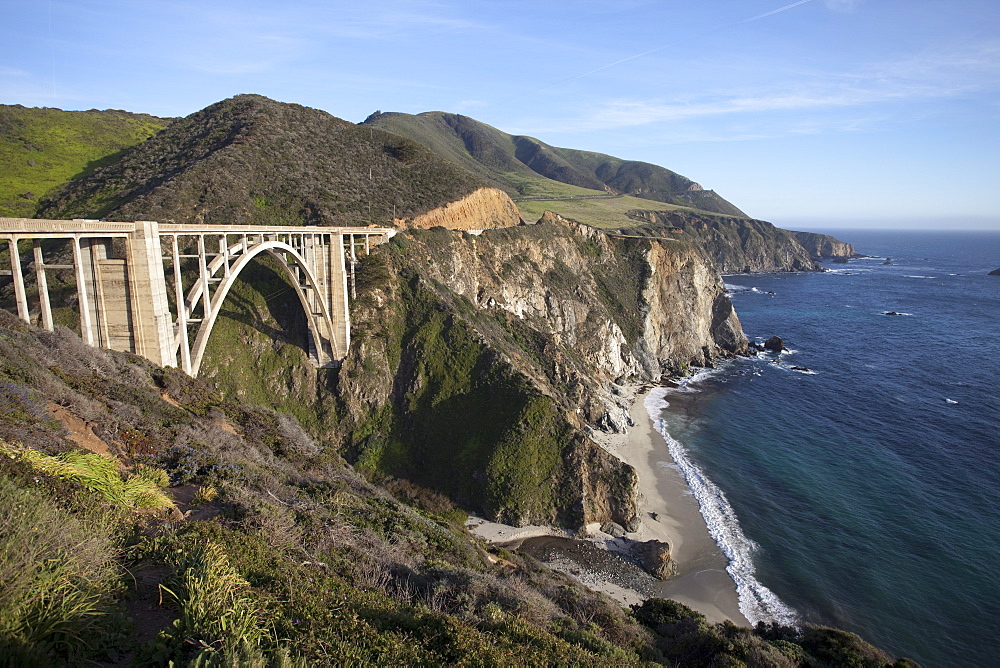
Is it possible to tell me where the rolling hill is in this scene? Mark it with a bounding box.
[362,111,747,219]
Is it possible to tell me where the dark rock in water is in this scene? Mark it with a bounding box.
[601,522,627,539]
[989,268,1000,276]
[764,336,785,352]
[883,311,901,316]
[883,258,893,265]
[791,366,811,372]
[634,540,677,580]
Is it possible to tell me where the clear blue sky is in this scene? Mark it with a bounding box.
[2,0,998,229]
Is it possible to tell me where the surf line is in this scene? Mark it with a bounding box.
[645,386,799,626]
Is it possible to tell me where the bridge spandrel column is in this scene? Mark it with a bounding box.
[6,238,30,322]
[126,222,176,368]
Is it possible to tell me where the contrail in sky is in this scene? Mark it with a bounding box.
[513,0,817,101]
[741,0,816,24]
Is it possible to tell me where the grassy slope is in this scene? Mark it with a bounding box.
[517,194,702,229]
[363,111,747,224]
[0,105,168,218]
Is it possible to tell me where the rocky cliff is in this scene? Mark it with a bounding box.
[623,209,818,273]
[331,214,746,528]
[402,187,522,230]
[788,230,858,259]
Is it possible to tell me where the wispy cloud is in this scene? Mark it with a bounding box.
[526,41,1000,137]
[0,68,29,77]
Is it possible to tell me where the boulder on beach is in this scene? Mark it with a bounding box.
[601,522,627,539]
[764,336,785,352]
[634,539,677,580]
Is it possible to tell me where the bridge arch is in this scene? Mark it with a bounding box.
[186,240,336,377]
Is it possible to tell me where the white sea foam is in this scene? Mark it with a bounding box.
[644,387,799,627]
[904,275,936,279]
[945,398,959,405]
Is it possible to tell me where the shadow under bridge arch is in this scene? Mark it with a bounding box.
[178,238,345,377]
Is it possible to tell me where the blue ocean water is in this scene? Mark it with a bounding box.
[651,230,1000,666]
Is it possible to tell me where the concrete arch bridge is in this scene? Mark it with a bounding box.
[0,218,395,376]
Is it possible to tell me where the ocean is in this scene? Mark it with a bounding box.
[648,230,1000,666]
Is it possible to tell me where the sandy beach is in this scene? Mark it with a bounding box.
[471,386,748,626]
[615,389,748,625]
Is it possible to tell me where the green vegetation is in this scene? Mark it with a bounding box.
[346,264,582,525]
[0,455,128,664]
[0,105,167,218]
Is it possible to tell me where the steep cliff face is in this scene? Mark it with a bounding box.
[625,210,819,273]
[333,215,746,527]
[402,187,522,230]
[788,230,858,259]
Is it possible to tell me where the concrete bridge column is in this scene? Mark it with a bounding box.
[125,221,176,367]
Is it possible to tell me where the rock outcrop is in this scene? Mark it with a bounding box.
[788,230,858,260]
[403,187,522,230]
[763,336,785,352]
[989,268,1000,276]
[635,539,677,579]
[335,214,747,529]
[624,210,818,273]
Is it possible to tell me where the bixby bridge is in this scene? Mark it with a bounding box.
[1,218,395,376]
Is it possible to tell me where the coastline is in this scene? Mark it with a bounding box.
[471,386,748,626]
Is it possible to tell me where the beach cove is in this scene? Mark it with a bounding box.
[469,385,748,626]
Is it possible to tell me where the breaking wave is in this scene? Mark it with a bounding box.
[645,387,799,627]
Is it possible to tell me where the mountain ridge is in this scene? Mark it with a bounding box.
[36,95,491,227]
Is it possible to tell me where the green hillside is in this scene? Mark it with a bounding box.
[38,95,488,226]
[362,111,748,224]
[0,105,168,218]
